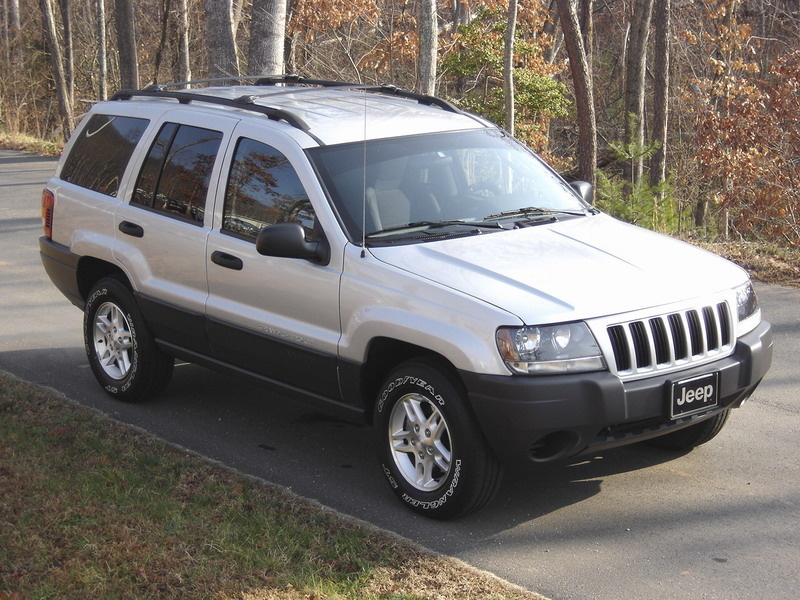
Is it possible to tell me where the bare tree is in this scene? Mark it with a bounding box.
[59,0,74,106]
[40,0,74,136]
[96,0,107,99]
[418,0,438,95]
[153,0,172,84]
[3,0,21,59]
[556,0,597,194]
[579,0,593,65]
[9,0,20,29]
[649,0,671,191]
[543,0,563,65]
[115,0,139,89]
[453,0,469,33]
[622,0,654,185]
[177,0,191,83]
[205,0,239,79]
[504,0,518,134]
[248,0,287,76]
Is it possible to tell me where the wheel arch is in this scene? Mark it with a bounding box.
[77,256,131,302]
[356,337,464,425]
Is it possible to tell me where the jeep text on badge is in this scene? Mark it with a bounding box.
[39,76,773,518]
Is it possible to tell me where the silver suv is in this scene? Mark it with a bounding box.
[40,76,772,518]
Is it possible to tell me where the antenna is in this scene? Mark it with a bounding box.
[360,90,368,258]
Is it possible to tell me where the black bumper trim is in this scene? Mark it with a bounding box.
[39,236,83,308]
[460,320,773,463]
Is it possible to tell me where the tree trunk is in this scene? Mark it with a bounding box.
[40,0,74,137]
[543,0,562,65]
[556,0,597,195]
[418,0,437,95]
[248,0,287,76]
[452,0,469,33]
[503,0,517,135]
[623,0,654,185]
[153,0,172,85]
[114,0,139,89]
[59,0,74,106]
[10,0,20,29]
[649,0,670,191]
[205,0,239,79]
[579,0,593,68]
[177,0,191,84]
[96,0,107,99]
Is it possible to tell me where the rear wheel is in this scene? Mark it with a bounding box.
[648,410,730,451]
[375,360,503,519]
[84,277,173,402]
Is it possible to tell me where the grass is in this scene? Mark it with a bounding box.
[687,238,800,288]
[0,372,545,600]
[0,132,63,156]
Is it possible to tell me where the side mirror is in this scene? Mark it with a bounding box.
[570,180,594,205]
[256,222,330,265]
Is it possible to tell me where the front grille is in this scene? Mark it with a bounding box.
[607,303,732,376]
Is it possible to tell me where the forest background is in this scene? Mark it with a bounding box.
[1,0,798,253]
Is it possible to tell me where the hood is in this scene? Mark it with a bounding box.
[369,214,748,324]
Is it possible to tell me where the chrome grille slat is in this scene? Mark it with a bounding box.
[606,303,734,377]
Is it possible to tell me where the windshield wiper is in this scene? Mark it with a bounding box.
[366,219,504,238]
[483,206,587,221]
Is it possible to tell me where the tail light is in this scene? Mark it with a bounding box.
[42,189,55,238]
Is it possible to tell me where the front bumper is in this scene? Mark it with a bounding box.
[461,320,773,463]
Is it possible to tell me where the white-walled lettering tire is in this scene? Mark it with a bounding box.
[84,277,173,402]
[375,360,503,519]
[648,410,730,451]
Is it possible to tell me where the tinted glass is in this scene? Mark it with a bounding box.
[223,138,314,239]
[131,122,178,208]
[60,114,149,197]
[131,124,222,223]
[309,129,585,242]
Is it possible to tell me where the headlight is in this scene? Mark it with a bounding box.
[496,322,606,375]
[735,281,761,335]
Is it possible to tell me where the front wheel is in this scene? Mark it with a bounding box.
[374,360,503,519]
[84,277,173,402]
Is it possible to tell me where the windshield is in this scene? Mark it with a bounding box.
[309,128,588,244]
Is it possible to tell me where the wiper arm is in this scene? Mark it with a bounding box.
[366,219,504,238]
[483,206,587,221]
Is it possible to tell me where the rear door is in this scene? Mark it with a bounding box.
[114,110,238,354]
[204,122,344,402]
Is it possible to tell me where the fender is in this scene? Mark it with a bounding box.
[338,245,519,375]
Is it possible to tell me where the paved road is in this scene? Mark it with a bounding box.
[2,149,798,600]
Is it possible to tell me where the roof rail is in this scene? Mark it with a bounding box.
[139,74,464,114]
[110,88,318,141]
[110,76,470,144]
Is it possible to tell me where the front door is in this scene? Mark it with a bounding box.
[204,124,344,403]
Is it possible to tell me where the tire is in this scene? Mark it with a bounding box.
[374,360,503,519]
[648,410,730,451]
[84,277,173,402]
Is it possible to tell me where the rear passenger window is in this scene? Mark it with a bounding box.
[60,114,149,197]
[131,123,223,224]
[223,138,314,239]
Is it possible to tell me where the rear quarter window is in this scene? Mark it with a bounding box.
[60,114,149,197]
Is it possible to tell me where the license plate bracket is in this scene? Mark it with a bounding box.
[669,372,719,420]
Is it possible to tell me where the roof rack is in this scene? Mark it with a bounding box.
[110,88,318,141]
[110,75,469,144]
[138,74,464,114]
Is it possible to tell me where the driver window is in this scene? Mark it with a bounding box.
[223,138,314,240]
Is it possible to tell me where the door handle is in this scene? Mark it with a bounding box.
[118,220,144,238]
[211,250,243,271]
